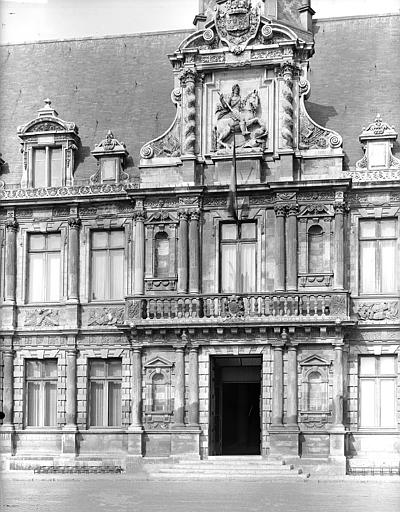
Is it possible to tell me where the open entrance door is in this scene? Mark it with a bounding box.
[209,356,261,456]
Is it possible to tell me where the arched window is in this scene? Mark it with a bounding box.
[152,373,168,412]
[154,232,170,278]
[307,371,326,412]
[308,225,324,273]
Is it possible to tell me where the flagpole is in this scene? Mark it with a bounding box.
[227,130,239,223]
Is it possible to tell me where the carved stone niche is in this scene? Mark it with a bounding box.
[144,212,178,293]
[17,99,80,188]
[144,356,174,428]
[299,354,331,429]
[355,114,400,172]
[90,130,129,184]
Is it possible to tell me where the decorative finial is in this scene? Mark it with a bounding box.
[44,98,52,107]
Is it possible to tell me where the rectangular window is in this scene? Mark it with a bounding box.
[220,222,256,293]
[33,147,63,188]
[28,233,61,302]
[25,359,57,427]
[359,219,397,294]
[359,355,397,428]
[88,359,122,427]
[91,230,124,300]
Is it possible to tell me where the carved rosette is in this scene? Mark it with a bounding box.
[179,68,197,156]
[279,63,295,149]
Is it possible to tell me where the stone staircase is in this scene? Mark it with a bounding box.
[141,455,309,480]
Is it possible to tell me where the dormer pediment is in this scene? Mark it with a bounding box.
[300,354,330,367]
[144,356,174,369]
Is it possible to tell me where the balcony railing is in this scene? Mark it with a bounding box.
[126,292,349,325]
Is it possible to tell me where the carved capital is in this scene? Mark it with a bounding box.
[133,210,146,222]
[179,68,197,86]
[178,210,190,221]
[287,204,299,217]
[189,210,200,221]
[68,217,81,229]
[281,61,295,81]
[5,219,18,232]
[274,205,286,217]
[334,203,345,215]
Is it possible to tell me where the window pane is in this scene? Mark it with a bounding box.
[47,252,60,301]
[44,360,58,378]
[108,361,122,377]
[29,234,46,251]
[380,240,396,293]
[29,253,45,302]
[153,377,167,412]
[359,241,376,293]
[241,222,256,239]
[90,361,105,378]
[240,243,256,292]
[360,357,376,376]
[359,220,376,238]
[47,233,61,251]
[27,382,40,426]
[33,148,46,188]
[44,382,57,426]
[92,251,107,300]
[308,226,324,273]
[110,250,124,299]
[92,231,108,249]
[50,148,62,187]
[155,235,169,278]
[90,382,104,426]
[380,380,396,427]
[380,219,396,238]
[26,360,41,378]
[360,379,376,427]
[380,356,396,375]
[110,230,124,248]
[108,382,121,426]
[221,244,236,293]
[221,224,237,240]
[103,159,116,181]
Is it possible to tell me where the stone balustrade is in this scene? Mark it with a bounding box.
[126,292,349,324]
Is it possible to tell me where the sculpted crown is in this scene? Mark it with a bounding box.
[228,0,251,14]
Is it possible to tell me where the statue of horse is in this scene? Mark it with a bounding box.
[215,90,268,149]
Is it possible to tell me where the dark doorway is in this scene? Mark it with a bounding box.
[209,356,261,456]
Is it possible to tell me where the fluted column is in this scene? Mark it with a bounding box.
[134,211,146,295]
[5,219,18,303]
[2,348,14,426]
[334,203,345,290]
[286,205,298,291]
[189,210,200,294]
[332,342,344,427]
[274,205,286,291]
[179,68,197,156]
[65,348,77,427]
[173,346,185,427]
[130,346,143,428]
[178,211,189,293]
[67,217,81,302]
[286,345,298,427]
[188,345,199,426]
[271,344,284,426]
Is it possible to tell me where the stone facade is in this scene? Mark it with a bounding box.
[0,1,399,474]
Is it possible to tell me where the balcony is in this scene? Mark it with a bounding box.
[125,291,350,327]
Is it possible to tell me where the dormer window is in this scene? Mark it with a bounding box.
[17,99,80,189]
[91,130,129,184]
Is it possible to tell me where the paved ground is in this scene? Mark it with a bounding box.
[1,475,400,512]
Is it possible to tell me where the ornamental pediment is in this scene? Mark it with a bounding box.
[300,355,330,367]
[144,356,174,369]
[17,99,79,137]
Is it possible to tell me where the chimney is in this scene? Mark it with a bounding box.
[264,0,278,19]
[298,0,315,32]
[194,0,207,29]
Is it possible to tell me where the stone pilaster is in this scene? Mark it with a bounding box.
[286,344,298,427]
[178,211,189,293]
[67,217,81,302]
[286,205,298,291]
[328,340,346,466]
[0,344,15,456]
[173,345,186,427]
[128,344,143,455]
[333,203,345,290]
[188,345,199,426]
[274,205,286,292]
[271,343,284,426]
[134,211,146,295]
[188,210,200,294]
[62,345,78,456]
[5,219,18,304]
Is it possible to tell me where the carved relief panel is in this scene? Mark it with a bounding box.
[144,356,174,428]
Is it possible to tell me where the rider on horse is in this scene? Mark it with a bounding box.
[216,84,250,136]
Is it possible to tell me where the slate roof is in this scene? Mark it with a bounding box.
[0,14,399,185]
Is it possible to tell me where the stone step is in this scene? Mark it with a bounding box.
[145,472,305,479]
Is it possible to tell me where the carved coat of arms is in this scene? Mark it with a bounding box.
[215,0,260,54]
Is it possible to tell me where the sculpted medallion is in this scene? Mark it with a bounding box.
[215,0,261,54]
